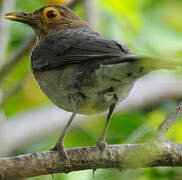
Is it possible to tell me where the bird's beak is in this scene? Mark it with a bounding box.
[4,12,34,25]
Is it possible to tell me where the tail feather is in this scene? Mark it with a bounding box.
[100,55,182,81]
[112,55,182,71]
[136,56,182,71]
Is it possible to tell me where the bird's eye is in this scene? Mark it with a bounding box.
[46,10,57,19]
[43,7,61,22]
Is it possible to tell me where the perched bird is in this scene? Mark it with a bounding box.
[4,5,182,155]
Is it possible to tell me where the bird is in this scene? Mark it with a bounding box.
[4,5,182,156]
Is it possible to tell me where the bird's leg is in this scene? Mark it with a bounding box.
[51,96,77,158]
[51,111,77,151]
[96,103,116,151]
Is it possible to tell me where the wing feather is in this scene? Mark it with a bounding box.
[31,28,135,70]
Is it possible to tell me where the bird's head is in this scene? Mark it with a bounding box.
[4,5,88,40]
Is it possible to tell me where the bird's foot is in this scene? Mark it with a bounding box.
[50,143,68,160]
[96,139,107,152]
[152,132,168,145]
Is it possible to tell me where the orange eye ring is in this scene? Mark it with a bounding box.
[43,7,61,22]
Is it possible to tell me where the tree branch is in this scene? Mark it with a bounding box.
[68,0,84,8]
[0,141,182,180]
[85,0,98,30]
[0,73,29,107]
[0,35,35,84]
[0,0,16,64]
[157,101,182,138]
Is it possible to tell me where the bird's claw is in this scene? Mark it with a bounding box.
[50,144,68,160]
[96,139,107,152]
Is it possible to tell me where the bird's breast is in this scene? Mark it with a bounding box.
[32,62,139,114]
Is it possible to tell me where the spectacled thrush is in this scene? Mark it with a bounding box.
[4,5,182,156]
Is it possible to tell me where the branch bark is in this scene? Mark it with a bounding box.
[0,141,182,180]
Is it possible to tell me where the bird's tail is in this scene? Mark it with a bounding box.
[101,55,182,82]
[137,56,182,71]
[116,55,182,72]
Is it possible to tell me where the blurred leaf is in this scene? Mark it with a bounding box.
[100,0,141,30]
[167,117,182,143]
[146,110,166,130]
[159,0,182,32]
[16,0,44,11]
[44,0,70,5]
[22,74,49,105]
[64,127,95,148]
